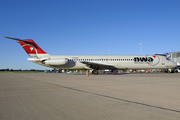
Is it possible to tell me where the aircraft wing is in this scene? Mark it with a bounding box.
[80,61,117,70]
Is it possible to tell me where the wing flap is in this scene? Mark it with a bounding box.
[80,61,117,69]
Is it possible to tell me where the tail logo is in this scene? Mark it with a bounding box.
[22,44,38,54]
[30,47,34,51]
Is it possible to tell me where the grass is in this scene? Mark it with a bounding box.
[0,71,44,73]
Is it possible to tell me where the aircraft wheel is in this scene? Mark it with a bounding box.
[168,69,172,73]
[92,70,98,75]
[94,71,98,75]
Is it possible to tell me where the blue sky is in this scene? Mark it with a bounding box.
[1,0,180,69]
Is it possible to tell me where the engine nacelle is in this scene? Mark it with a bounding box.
[44,58,68,65]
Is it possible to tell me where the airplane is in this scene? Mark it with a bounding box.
[3,36,177,74]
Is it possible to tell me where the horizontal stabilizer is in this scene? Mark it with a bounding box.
[3,36,33,43]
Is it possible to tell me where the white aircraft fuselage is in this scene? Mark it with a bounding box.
[3,36,177,74]
[28,54,176,70]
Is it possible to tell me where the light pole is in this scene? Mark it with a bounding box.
[139,43,142,55]
[108,49,110,55]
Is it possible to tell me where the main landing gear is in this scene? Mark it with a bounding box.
[92,70,98,75]
[165,69,178,73]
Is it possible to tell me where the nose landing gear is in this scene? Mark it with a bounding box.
[92,70,98,75]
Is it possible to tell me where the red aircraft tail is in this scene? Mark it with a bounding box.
[3,36,47,57]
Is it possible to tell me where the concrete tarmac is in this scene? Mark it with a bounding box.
[0,73,180,120]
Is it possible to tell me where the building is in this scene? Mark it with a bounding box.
[165,51,180,66]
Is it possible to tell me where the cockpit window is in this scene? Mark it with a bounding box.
[166,58,170,60]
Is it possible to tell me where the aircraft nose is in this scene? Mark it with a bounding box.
[171,61,177,68]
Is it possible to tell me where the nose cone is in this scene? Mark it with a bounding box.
[171,61,177,68]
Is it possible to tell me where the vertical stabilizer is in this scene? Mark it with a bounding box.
[3,36,47,57]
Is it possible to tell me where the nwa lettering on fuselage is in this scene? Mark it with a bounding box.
[134,57,154,63]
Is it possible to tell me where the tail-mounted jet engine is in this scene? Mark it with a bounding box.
[43,58,68,65]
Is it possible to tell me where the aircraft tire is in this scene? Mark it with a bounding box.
[94,71,98,75]
[92,70,98,75]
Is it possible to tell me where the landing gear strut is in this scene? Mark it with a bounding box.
[92,70,98,75]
